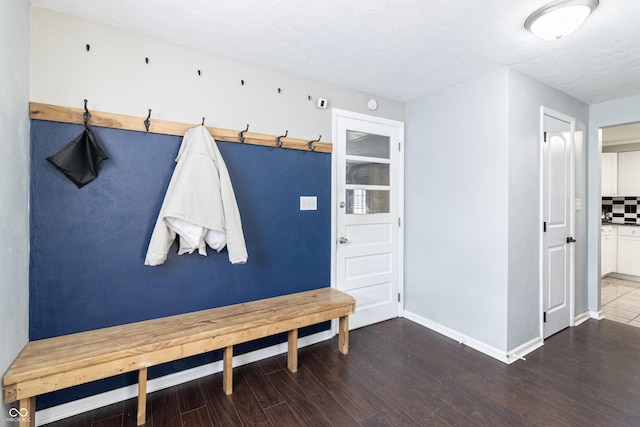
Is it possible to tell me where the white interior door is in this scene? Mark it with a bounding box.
[333,110,403,330]
[542,110,575,339]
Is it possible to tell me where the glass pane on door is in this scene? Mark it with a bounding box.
[346,161,390,186]
[346,130,390,159]
[346,189,390,214]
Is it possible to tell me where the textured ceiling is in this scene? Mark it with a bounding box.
[30,0,640,104]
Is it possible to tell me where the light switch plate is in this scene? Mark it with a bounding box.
[300,196,317,211]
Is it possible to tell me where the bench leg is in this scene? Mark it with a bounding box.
[223,346,233,395]
[137,367,148,426]
[339,315,349,354]
[18,397,35,427]
[287,329,298,373]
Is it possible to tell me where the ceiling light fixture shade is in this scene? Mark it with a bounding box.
[525,0,599,40]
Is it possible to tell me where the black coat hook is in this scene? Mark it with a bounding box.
[276,130,288,147]
[202,117,206,126]
[238,124,249,143]
[83,99,91,127]
[144,109,152,132]
[308,135,321,151]
[86,44,90,52]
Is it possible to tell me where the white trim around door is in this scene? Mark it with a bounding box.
[331,109,405,330]
[539,106,576,340]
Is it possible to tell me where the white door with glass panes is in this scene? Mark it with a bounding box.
[333,110,404,330]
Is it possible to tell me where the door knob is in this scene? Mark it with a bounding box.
[339,237,349,244]
[566,236,576,243]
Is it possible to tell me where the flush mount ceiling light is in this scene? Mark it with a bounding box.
[525,0,599,40]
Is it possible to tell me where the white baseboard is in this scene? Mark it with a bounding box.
[403,311,509,363]
[574,311,592,325]
[605,272,640,283]
[505,336,543,363]
[589,310,605,320]
[403,311,542,365]
[35,329,334,426]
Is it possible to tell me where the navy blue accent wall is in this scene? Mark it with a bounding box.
[29,120,331,408]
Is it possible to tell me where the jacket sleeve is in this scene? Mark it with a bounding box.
[144,213,177,265]
[214,144,248,264]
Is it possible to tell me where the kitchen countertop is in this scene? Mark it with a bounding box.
[602,222,640,226]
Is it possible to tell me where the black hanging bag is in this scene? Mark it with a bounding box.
[47,125,109,188]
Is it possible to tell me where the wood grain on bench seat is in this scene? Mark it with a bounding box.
[3,287,355,427]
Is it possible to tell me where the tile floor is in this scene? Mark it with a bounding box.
[601,276,640,328]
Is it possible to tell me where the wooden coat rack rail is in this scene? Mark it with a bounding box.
[29,102,332,154]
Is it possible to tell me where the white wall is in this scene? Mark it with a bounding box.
[588,95,640,313]
[506,70,589,350]
[405,68,589,359]
[30,8,404,142]
[405,68,510,352]
[1,1,30,426]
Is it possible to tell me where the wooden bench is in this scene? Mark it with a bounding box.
[3,288,355,427]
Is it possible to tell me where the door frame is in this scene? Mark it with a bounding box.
[330,108,405,329]
[590,102,640,318]
[539,106,576,339]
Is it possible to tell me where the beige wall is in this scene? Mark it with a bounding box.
[31,8,404,143]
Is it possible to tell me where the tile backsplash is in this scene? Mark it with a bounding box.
[602,197,640,224]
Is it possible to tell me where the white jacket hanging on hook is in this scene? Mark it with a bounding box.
[144,125,248,265]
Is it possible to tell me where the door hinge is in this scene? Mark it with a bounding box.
[543,131,547,142]
[543,312,547,323]
[398,293,401,302]
[398,217,401,227]
[543,221,547,232]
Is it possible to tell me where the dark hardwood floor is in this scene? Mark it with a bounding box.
[43,318,640,426]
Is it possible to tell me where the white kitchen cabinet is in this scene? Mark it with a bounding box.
[601,225,617,276]
[601,152,618,196]
[617,226,640,276]
[617,151,640,196]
